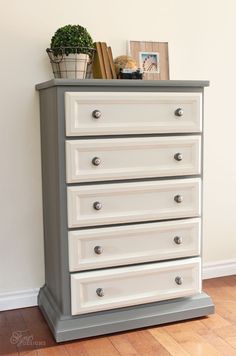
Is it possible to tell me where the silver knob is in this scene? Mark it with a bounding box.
[174,195,183,203]
[175,276,183,285]
[92,157,101,166]
[96,288,104,297]
[174,153,183,161]
[93,201,102,210]
[92,110,102,119]
[174,236,183,245]
[175,108,184,117]
[94,246,103,255]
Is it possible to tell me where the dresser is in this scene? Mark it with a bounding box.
[36,79,214,342]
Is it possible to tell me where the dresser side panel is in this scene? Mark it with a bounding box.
[39,87,65,313]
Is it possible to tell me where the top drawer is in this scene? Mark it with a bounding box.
[65,92,202,136]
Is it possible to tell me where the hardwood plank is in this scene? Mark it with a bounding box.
[65,340,89,356]
[163,318,209,335]
[149,327,190,356]
[221,275,236,287]
[0,327,19,356]
[214,325,236,349]
[203,278,236,301]
[21,307,45,326]
[16,328,39,355]
[5,309,25,327]
[0,311,8,328]
[28,323,56,349]
[207,324,236,338]
[165,330,222,356]
[199,329,236,356]
[82,337,120,356]
[109,333,140,356]
[200,312,231,329]
[18,351,38,356]
[4,310,39,355]
[37,345,69,355]
[126,329,171,356]
[226,336,236,349]
[215,301,236,323]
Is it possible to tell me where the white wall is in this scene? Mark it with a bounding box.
[0,0,236,296]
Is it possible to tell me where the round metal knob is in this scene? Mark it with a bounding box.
[175,108,184,117]
[175,276,183,285]
[93,201,102,210]
[174,153,183,162]
[96,288,104,297]
[94,246,103,255]
[174,236,183,245]
[174,195,183,203]
[92,110,102,119]
[92,157,101,166]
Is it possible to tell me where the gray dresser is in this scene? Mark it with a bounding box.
[36,79,214,342]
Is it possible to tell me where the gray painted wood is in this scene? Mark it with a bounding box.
[37,79,214,342]
[36,79,210,90]
[39,284,214,342]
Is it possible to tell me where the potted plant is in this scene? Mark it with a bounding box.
[47,24,95,79]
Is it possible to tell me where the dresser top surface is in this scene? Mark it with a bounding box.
[36,79,210,91]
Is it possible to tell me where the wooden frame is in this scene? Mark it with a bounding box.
[128,41,169,80]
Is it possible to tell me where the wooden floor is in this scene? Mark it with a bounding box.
[0,276,236,356]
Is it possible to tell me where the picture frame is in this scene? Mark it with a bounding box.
[128,41,169,80]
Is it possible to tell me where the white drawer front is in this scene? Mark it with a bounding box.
[66,136,201,183]
[69,218,201,271]
[67,178,201,228]
[65,92,202,136]
[71,257,201,315]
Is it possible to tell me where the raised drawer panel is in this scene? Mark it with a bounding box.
[66,136,201,183]
[68,218,201,271]
[67,178,201,228]
[71,257,201,315]
[65,92,202,136]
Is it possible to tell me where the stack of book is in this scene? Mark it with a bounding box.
[93,42,116,79]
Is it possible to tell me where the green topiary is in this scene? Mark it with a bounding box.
[50,24,94,56]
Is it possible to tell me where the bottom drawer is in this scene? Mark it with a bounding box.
[71,257,201,315]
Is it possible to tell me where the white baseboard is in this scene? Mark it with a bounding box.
[203,259,236,279]
[0,288,39,311]
[1,260,236,311]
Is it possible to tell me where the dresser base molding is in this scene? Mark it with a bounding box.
[38,285,214,342]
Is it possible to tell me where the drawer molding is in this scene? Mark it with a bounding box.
[65,92,202,136]
[66,136,201,183]
[67,178,201,228]
[71,257,201,315]
[68,218,201,271]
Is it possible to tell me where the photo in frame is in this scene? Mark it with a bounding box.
[128,41,169,80]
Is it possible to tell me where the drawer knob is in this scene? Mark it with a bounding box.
[92,157,101,166]
[175,276,183,285]
[174,194,183,203]
[93,201,102,210]
[94,246,103,255]
[174,236,183,245]
[92,110,102,119]
[175,108,184,117]
[96,288,104,297]
[174,153,183,161]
